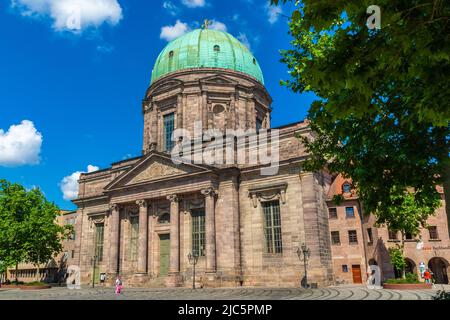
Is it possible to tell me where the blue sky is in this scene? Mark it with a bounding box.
[0,0,316,210]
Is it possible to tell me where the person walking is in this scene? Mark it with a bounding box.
[115,276,123,295]
[423,269,432,284]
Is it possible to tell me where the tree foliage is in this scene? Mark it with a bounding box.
[388,245,407,277]
[274,0,450,124]
[273,0,450,222]
[0,179,71,275]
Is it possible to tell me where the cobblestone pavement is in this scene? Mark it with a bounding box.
[1,284,449,300]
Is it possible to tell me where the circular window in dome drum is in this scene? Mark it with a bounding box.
[213,104,225,114]
[214,45,220,52]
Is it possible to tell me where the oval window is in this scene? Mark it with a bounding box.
[213,104,225,114]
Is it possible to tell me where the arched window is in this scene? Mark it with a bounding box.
[342,182,351,193]
[214,45,220,52]
[169,50,174,58]
[253,58,256,64]
[158,213,170,224]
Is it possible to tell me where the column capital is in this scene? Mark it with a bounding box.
[136,199,148,208]
[166,194,179,203]
[109,203,120,211]
[201,187,217,198]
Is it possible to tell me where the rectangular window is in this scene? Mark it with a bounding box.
[192,209,205,256]
[367,228,373,244]
[428,226,439,240]
[163,113,175,151]
[256,118,263,133]
[345,207,355,218]
[405,232,413,240]
[342,265,348,273]
[94,223,104,262]
[129,216,139,261]
[328,208,337,219]
[331,231,341,245]
[71,250,75,259]
[348,230,358,244]
[388,230,398,240]
[262,200,283,254]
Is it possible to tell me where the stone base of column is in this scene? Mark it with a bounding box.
[165,272,183,287]
[202,272,220,288]
[106,273,118,287]
[128,273,151,287]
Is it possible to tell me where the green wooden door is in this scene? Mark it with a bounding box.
[159,234,170,276]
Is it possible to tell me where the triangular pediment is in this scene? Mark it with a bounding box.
[105,151,214,191]
[147,79,183,97]
[200,75,237,86]
[128,160,188,185]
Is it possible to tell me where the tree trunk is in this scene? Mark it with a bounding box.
[401,233,406,279]
[36,264,40,282]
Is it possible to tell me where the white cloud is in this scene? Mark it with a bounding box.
[11,0,123,32]
[265,1,282,24]
[162,1,179,16]
[0,120,43,167]
[60,165,99,201]
[181,0,205,8]
[160,20,190,41]
[209,20,227,32]
[237,33,251,51]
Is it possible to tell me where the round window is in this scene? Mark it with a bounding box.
[213,104,225,114]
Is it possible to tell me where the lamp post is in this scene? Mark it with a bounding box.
[296,243,311,289]
[187,251,199,289]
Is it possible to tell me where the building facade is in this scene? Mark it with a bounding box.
[327,175,450,285]
[73,28,334,288]
[71,28,449,288]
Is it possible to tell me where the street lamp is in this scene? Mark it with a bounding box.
[187,251,199,289]
[296,243,311,289]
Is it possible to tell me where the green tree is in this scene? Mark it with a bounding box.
[23,188,72,281]
[379,190,440,278]
[0,179,71,283]
[273,0,450,228]
[0,180,29,282]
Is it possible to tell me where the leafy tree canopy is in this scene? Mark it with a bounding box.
[274,0,450,125]
[273,0,449,222]
[0,179,71,272]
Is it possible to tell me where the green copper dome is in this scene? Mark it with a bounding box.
[151,29,264,84]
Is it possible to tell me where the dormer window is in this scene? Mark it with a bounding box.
[342,182,351,193]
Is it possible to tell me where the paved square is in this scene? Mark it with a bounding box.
[1,285,449,300]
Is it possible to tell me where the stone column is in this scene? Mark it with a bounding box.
[136,200,148,274]
[108,203,120,274]
[167,194,180,274]
[202,187,217,273]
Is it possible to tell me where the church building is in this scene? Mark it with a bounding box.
[72,27,335,288]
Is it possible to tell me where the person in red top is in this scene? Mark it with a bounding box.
[423,269,432,283]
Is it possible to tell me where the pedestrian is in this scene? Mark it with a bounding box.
[423,269,432,284]
[115,276,123,295]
